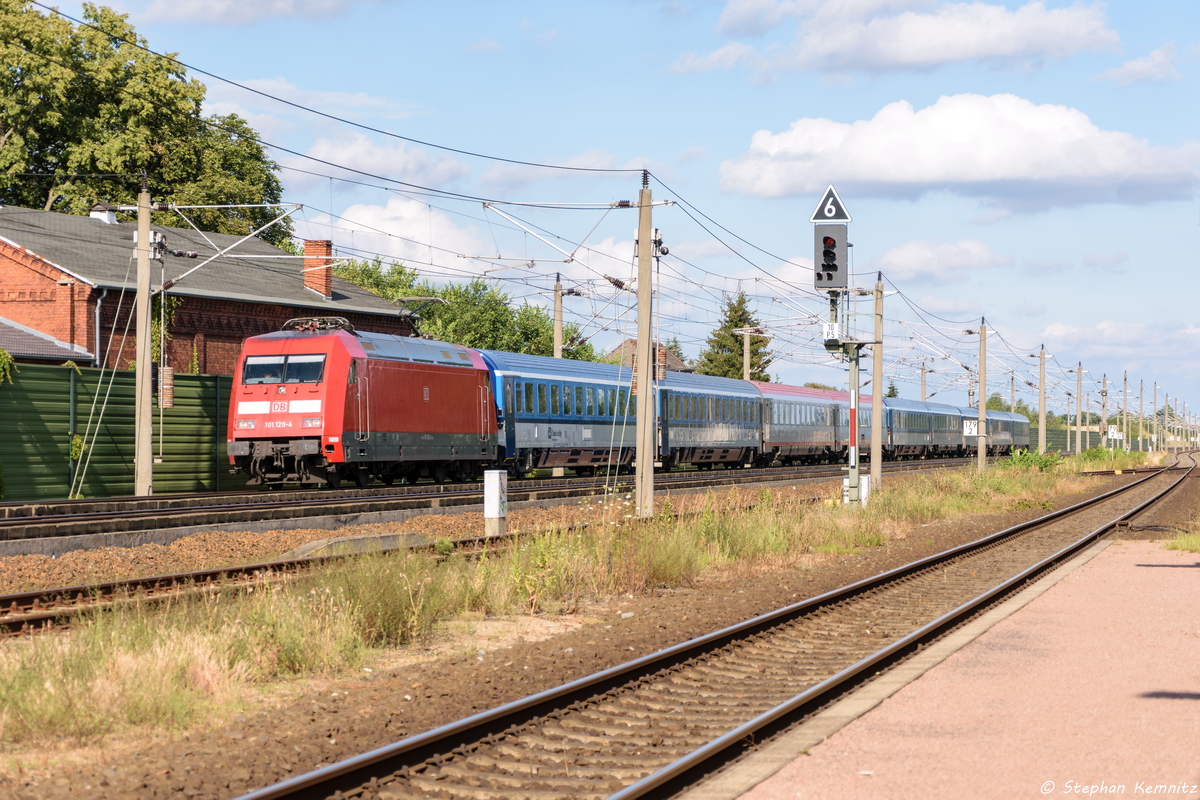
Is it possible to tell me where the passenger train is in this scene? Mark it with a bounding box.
[226,318,1030,487]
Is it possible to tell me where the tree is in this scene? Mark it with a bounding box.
[664,336,686,365]
[885,380,899,398]
[694,292,771,381]
[0,2,290,245]
[334,256,600,361]
[804,382,839,391]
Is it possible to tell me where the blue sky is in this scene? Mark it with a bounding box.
[62,0,1200,424]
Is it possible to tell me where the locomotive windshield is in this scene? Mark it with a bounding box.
[243,354,326,385]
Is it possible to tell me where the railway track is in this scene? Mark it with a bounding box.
[0,457,983,543]
[231,454,1193,800]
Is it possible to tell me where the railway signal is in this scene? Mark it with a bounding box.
[813,224,847,289]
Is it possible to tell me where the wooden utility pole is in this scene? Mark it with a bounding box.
[977,320,987,473]
[1037,345,1046,454]
[870,275,883,492]
[634,172,655,518]
[1154,384,1158,452]
[134,181,153,496]
[920,363,926,401]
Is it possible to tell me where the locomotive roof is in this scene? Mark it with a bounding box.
[355,330,477,368]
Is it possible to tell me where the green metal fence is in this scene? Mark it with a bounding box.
[0,364,240,501]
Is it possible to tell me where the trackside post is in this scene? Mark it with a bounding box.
[484,470,507,538]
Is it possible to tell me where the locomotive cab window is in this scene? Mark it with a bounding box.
[243,354,325,385]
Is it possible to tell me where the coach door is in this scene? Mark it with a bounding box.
[479,380,491,444]
[502,378,516,455]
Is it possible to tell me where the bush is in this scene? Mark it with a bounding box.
[1002,448,1062,472]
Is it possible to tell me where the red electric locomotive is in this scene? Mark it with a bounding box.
[227,318,497,487]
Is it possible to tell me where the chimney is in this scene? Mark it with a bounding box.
[89,202,117,224]
[303,240,333,299]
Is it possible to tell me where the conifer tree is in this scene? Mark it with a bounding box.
[694,292,772,381]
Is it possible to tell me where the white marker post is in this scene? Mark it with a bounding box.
[484,470,507,538]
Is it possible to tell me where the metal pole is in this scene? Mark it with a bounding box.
[634,173,655,519]
[1122,372,1128,451]
[1010,372,1015,413]
[848,344,861,504]
[920,363,926,402]
[1037,345,1046,454]
[870,275,883,492]
[977,320,986,473]
[1139,380,1144,452]
[1100,374,1108,449]
[1076,364,1083,454]
[553,274,563,359]
[134,182,153,496]
[742,331,750,381]
[1086,395,1091,449]
[1154,384,1158,453]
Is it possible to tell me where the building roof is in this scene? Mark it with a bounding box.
[0,206,403,318]
[605,339,691,372]
[0,315,93,362]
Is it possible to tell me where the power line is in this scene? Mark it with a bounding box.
[29,1,643,176]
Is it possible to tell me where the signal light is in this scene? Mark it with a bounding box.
[814,224,848,289]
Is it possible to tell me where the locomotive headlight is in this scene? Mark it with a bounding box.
[302,417,322,428]
[236,419,256,430]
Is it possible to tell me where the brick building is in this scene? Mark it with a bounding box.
[0,205,413,374]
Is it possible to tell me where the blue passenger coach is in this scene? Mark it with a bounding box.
[476,350,640,476]
[659,371,761,469]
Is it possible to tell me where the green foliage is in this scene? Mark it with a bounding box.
[885,380,899,398]
[1000,448,1061,472]
[804,382,838,391]
[334,256,601,360]
[664,336,687,365]
[70,433,86,461]
[0,346,15,384]
[694,291,772,381]
[0,2,290,245]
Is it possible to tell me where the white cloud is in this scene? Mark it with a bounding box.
[912,294,981,316]
[719,93,1200,210]
[717,0,804,36]
[671,43,763,74]
[1082,251,1129,269]
[299,196,490,273]
[283,133,470,192]
[205,78,421,122]
[1099,44,1181,86]
[871,239,1010,282]
[470,39,503,52]
[683,0,1118,75]
[142,0,369,24]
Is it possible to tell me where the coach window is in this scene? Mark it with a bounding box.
[525,383,535,415]
[562,385,572,415]
[538,384,548,414]
[514,383,524,413]
[586,387,595,416]
[575,386,584,416]
[551,385,560,415]
[618,390,628,417]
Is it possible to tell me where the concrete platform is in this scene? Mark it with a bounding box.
[686,539,1200,800]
